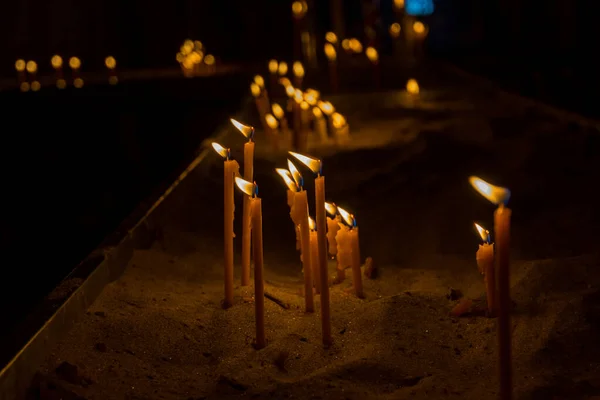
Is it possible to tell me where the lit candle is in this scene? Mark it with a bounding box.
[338,207,364,298]
[212,143,240,308]
[235,177,266,349]
[292,89,303,149]
[284,83,295,112]
[272,103,291,150]
[312,107,329,144]
[318,101,335,137]
[475,223,495,316]
[204,54,216,73]
[265,113,280,150]
[254,75,270,115]
[251,83,269,131]
[275,165,314,313]
[406,78,419,96]
[278,61,288,78]
[105,56,118,85]
[325,202,340,256]
[469,176,512,400]
[26,61,40,92]
[293,61,305,88]
[231,119,255,286]
[15,59,30,92]
[268,59,279,91]
[51,55,66,89]
[277,169,301,251]
[289,151,331,346]
[309,217,320,293]
[331,112,349,144]
[324,43,338,93]
[412,21,428,61]
[298,101,310,151]
[365,47,380,88]
[69,57,83,88]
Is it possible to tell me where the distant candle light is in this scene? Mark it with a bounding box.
[293,62,304,78]
[51,55,63,69]
[105,56,116,69]
[325,32,338,44]
[413,21,425,34]
[250,83,261,97]
[366,47,379,63]
[406,78,420,95]
[324,43,337,61]
[268,59,278,74]
[204,54,215,65]
[349,38,363,53]
[272,103,285,119]
[341,39,351,52]
[69,57,81,70]
[15,59,26,72]
[278,61,288,76]
[389,23,401,38]
[26,61,37,74]
[394,0,405,9]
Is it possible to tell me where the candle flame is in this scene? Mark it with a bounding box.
[318,100,335,115]
[394,0,405,9]
[279,77,292,88]
[469,176,511,205]
[325,202,337,216]
[15,59,26,72]
[278,61,288,76]
[474,223,491,243]
[69,57,81,70]
[325,32,338,44]
[337,206,355,227]
[287,160,303,189]
[51,55,63,69]
[204,54,215,66]
[235,177,256,197]
[413,21,425,34]
[349,38,363,53]
[300,101,309,111]
[26,61,38,73]
[265,113,279,129]
[294,89,303,104]
[406,78,420,95]
[341,39,350,51]
[276,168,297,192]
[304,92,317,106]
[272,103,284,119]
[389,23,401,38]
[250,83,261,97]
[308,216,316,231]
[194,40,203,50]
[285,85,295,97]
[268,59,278,74]
[293,61,305,78]
[105,56,116,69]
[254,75,265,88]
[306,88,320,98]
[289,151,321,174]
[313,107,323,118]
[211,142,229,159]
[324,43,337,61]
[230,118,254,139]
[366,47,379,62]
[332,112,347,129]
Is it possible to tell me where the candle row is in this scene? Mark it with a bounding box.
[15,55,117,91]
[176,39,216,77]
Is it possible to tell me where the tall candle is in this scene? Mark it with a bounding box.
[268,59,279,92]
[212,143,240,308]
[324,43,338,93]
[309,220,320,293]
[335,224,350,282]
[231,119,255,286]
[51,55,66,89]
[15,59,27,91]
[331,113,349,144]
[365,47,380,88]
[273,103,291,149]
[475,223,495,316]
[290,152,331,346]
[469,176,512,400]
[265,113,280,151]
[293,61,305,88]
[235,178,265,349]
[325,202,340,256]
[313,108,329,144]
[318,101,336,137]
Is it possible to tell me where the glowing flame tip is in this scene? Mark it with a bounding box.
[337,206,355,227]
[211,142,229,159]
[276,168,297,192]
[325,202,338,216]
[289,151,321,174]
[469,176,511,205]
[235,177,256,197]
[474,223,490,243]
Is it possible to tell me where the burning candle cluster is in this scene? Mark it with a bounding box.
[252,63,350,153]
[15,55,118,91]
[176,39,216,77]
[212,118,366,349]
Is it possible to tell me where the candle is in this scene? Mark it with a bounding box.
[268,59,279,92]
[51,55,66,89]
[412,21,428,61]
[235,178,266,349]
[105,56,118,85]
[212,142,240,308]
[313,108,329,144]
[273,103,292,151]
[331,112,349,144]
[231,119,255,286]
[389,23,403,60]
[69,57,83,88]
[293,61,305,88]
[469,176,512,400]
[334,221,350,283]
[406,78,419,95]
[26,61,40,92]
[254,75,271,115]
[278,61,288,78]
[275,165,314,313]
[475,223,495,316]
[251,83,269,131]
[289,151,331,346]
[277,169,301,251]
[325,202,340,256]
[324,43,338,93]
[292,89,303,149]
[309,217,320,293]
[265,113,280,150]
[365,47,380,88]
[338,207,364,297]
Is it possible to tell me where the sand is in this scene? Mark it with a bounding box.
[32,77,600,400]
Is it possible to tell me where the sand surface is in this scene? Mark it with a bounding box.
[33,76,600,400]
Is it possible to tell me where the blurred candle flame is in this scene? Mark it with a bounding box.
[230,118,254,139]
[474,223,491,243]
[325,202,337,216]
[308,216,316,231]
[250,83,261,97]
[300,101,309,111]
[406,78,420,95]
[272,103,284,119]
[318,101,335,115]
[289,151,321,174]
[235,177,256,197]
[276,168,298,192]
[268,59,278,74]
[278,62,288,76]
[51,55,63,69]
[366,47,379,62]
[341,39,350,51]
[15,59,26,72]
[105,56,116,69]
[287,160,303,189]
[413,21,425,34]
[325,32,338,44]
[293,61,305,78]
[394,0,405,9]
[254,75,265,88]
[265,113,279,129]
[26,61,37,73]
[285,85,295,97]
[349,38,363,53]
[389,23,401,38]
[313,107,323,118]
[204,54,215,65]
[324,43,337,61]
[469,176,511,205]
[337,206,355,227]
[211,142,230,159]
[332,112,347,129]
[193,40,203,51]
[294,89,303,104]
[279,77,292,88]
[69,57,81,70]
